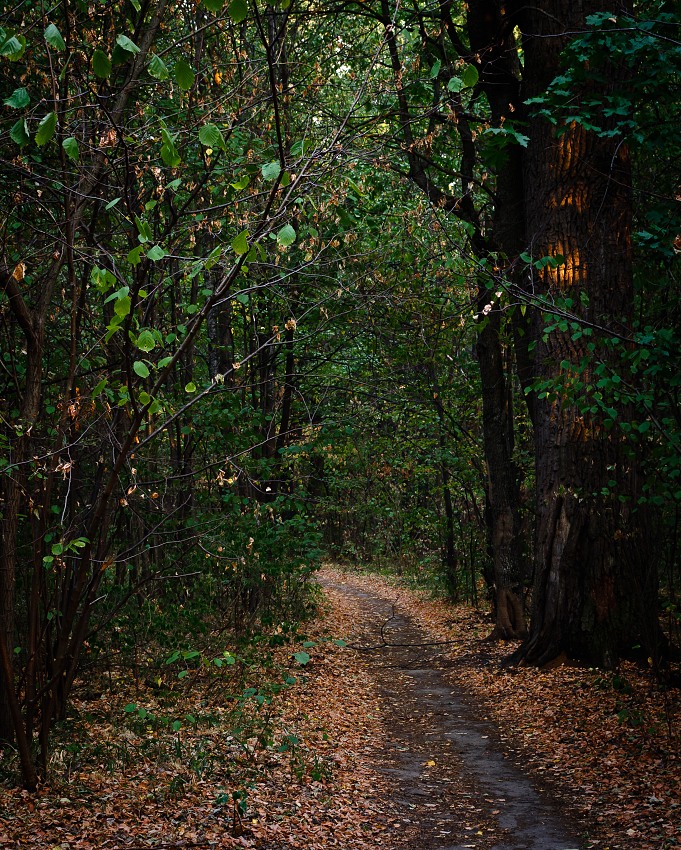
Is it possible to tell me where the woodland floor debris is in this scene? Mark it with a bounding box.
[0,565,679,849]
[321,566,680,850]
[320,571,582,850]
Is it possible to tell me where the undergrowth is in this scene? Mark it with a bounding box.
[0,575,330,823]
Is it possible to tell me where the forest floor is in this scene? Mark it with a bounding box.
[0,565,679,849]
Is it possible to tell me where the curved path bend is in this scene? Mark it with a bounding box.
[320,573,583,850]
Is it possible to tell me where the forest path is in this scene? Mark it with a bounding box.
[319,569,582,850]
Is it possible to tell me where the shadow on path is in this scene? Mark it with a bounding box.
[321,574,583,850]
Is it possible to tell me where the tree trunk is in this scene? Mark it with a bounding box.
[0,263,54,746]
[512,0,661,667]
[476,313,527,638]
[427,363,459,595]
[467,0,529,638]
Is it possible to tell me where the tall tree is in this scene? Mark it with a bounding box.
[371,0,530,637]
[353,0,665,661]
[512,0,662,665]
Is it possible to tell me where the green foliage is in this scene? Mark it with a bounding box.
[198,122,226,150]
[44,23,66,51]
[92,49,112,78]
[276,224,296,247]
[174,58,195,90]
[228,0,249,24]
[4,87,29,108]
[35,111,57,146]
[528,7,680,146]
[261,161,282,181]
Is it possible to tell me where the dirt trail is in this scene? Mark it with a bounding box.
[320,572,583,850]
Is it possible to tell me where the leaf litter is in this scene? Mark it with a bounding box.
[0,564,678,850]
[321,565,680,850]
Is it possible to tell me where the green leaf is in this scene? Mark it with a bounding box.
[462,63,479,88]
[133,361,150,378]
[136,330,156,352]
[35,112,57,147]
[276,224,296,247]
[10,118,29,147]
[148,53,169,80]
[114,295,131,318]
[147,245,166,261]
[116,34,140,55]
[228,0,248,23]
[92,379,108,397]
[231,229,249,255]
[230,174,250,190]
[198,122,226,150]
[174,59,195,91]
[160,143,180,167]
[203,0,224,10]
[204,246,222,272]
[92,49,112,78]
[105,320,122,342]
[185,381,197,393]
[62,137,79,161]
[293,651,310,666]
[44,23,66,51]
[160,128,181,167]
[429,58,441,79]
[135,217,153,243]
[127,245,144,266]
[1,36,23,58]
[261,161,281,181]
[4,87,29,109]
[447,76,464,93]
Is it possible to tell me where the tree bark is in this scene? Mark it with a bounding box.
[512,0,662,667]
[467,0,529,638]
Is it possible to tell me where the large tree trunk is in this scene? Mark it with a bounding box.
[513,0,661,667]
[467,0,528,638]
